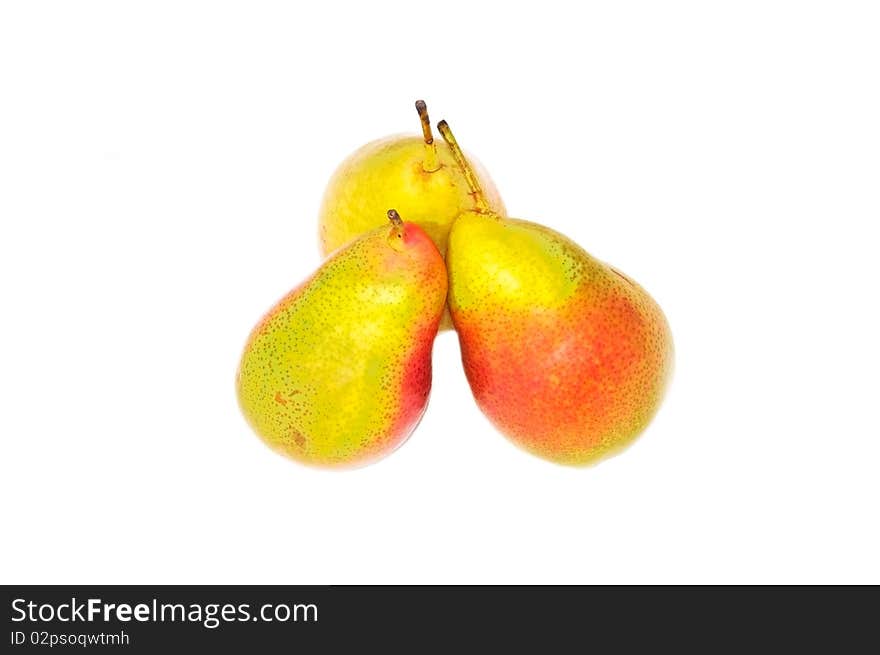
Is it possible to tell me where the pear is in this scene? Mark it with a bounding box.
[237,210,447,468]
[440,121,674,466]
[318,100,505,260]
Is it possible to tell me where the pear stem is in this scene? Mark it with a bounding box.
[415,100,440,172]
[387,209,404,228]
[437,120,489,212]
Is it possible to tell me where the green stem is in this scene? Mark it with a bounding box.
[437,120,489,212]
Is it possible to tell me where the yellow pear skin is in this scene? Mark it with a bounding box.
[318,101,505,260]
[237,212,447,469]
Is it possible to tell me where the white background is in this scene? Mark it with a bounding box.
[1,1,878,584]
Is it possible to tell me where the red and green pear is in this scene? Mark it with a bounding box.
[237,211,447,468]
[440,121,674,466]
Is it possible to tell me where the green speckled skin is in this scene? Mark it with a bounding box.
[237,221,447,468]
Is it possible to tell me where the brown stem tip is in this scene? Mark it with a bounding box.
[415,100,433,144]
[387,209,404,227]
[436,120,489,211]
[416,100,440,172]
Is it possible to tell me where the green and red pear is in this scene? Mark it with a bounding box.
[441,121,674,466]
[237,211,447,468]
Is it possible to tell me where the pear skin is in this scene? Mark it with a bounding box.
[440,122,673,466]
[237,212,447,468]
[318,101,505,260]
[448,212,673,466]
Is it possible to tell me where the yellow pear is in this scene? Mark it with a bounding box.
[318,100,505,260]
